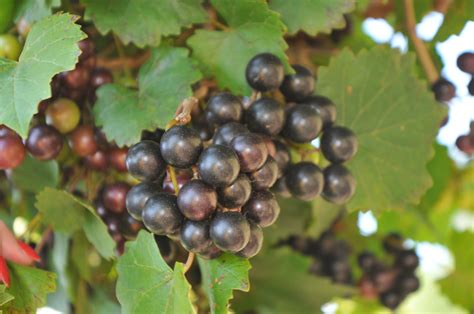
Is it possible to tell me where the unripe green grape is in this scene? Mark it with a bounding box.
[0,34,21,60]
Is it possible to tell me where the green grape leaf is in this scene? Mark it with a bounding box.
[233,248,355,313]
[4,264,56,313]
[94,45,202,146]
[11,155,59,193]
[434,0,474,43]
[317,47,445,212]
[440,232,474,310]
[197,254,250,314]
[81,0,206,47]
[269,0,355,35]
[14,0,61,24]
[0,14,84,138]
[35,188,116,259]
[307,198,343,238]
[187,0,289,95]
[0,285,14,307]
[116,231,194,314]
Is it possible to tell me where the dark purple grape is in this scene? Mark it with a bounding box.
[126,182,161,220]
[383,232,404,254]
[285,162,323,200]
[141,128,164,143]
[210,211,251,252]
[380,290,401,310]
[230,133,268,172]
[26,125,63,161]
[199,244,222,260]
[217,174,252,208]
[160,125,203,168]
[456,135,474,155]
[213,122,249,146]
[330,259,352,284]
[457,52,474,74]
[193,114,214,141]
[357,251,377,272]
[142,193,183,235]
[271,176,291,198]
[395,249,419,271]
[398,273,420,294]
[248,157,278,190]
[102,183,130,214]
[469,77,474,96]
[246,98,285,136]
[243,190,280,227]
[78,39,95,61]
[64,66,90,90]
[246,53,284,92]
[95,202,107,218]
[108,147,128,172]
[205,92,243,125]
[283,104,322,143]
[126,140,166,181]
[197,145,240,187]
[321,126,358,163]
[237,221,263,258]
[322,164,356,204]
[432,78,456,102]
[177,180,217,221]
[162,168,193,195]
[121,215,143,238]
[180,220,212,254]
[280,64,315,101]
[301,95,337,128]
[273,140,291,176]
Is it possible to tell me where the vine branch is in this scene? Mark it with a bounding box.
[403,0,439,84]
[96,50,151,70]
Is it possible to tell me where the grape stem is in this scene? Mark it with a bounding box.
[168,166,180,196]
[183,252,195,274]
[403,0,439,84]
[166,97,199,129]
[96,50,151,70]
[35,227,52,254]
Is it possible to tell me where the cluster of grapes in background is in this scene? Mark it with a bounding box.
[280,221,420,310]
[125,52,358,260]
[432,51,474,157]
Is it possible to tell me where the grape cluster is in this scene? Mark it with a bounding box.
[125,53,358,260]
[358,233,420,309]
[94,182,143,254]
[282,231,353,284]
[0,38,123,171]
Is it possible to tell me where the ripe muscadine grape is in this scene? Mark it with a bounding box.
[431,78,456,102]
[321,126,358,163]
[69,125,98,157]
[283,104,323,143]
[213,122,249,146]
[273,140,291,177]
[126,182,161,220]
[379,290,401,310]
[248,157,279,190]
[469,77,474,96]
[395,249,419,271]
[457,52,474,74]
[246,53,284,92]
[217,174,252,208]
[398,273,420,294]
[199,244,222,260]
[237,221,263,258]
[301,95,337,128]
[198,144,240,187]
[205,92,243,125]
[141,128,164,143]
[0,127,25,170]
[126,140,166,181]
[142,193,183,235]
[102,182,130,214]
[210,211,251,252]
[160,125,203,168]
[108,147,128,172]
[90,68,113,89]
[177,180,217,221]
[230,133,268,172]
[271,176,291,198]
[285,162,324,200]
[180,220,213,254]
[280,64,315,101]
[357,251,377,272]
[322,164,356,204]
[84,150,108,171]
[246,98,285,136]
[243,190,280,227]
[26,125,63,161]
